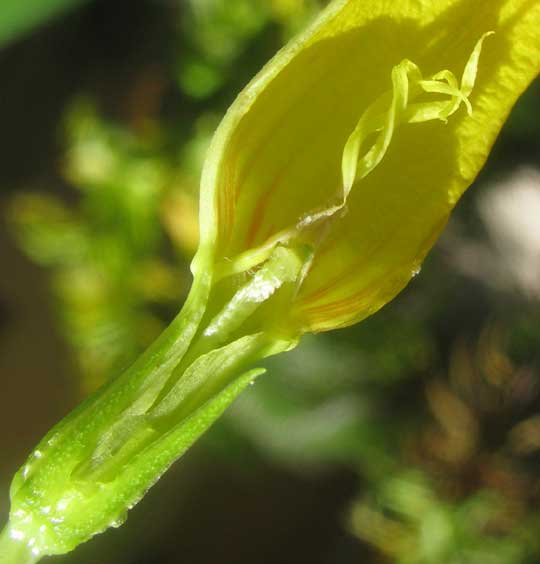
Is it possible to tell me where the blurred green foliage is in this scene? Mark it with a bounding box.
[3,1,540,563]
[9,101,191,392]
[0,0,89,49]
[176,0,321,98]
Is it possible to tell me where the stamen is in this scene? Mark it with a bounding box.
[342,31,493,194]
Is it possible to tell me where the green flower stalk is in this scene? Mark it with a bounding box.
[2,0,540,561]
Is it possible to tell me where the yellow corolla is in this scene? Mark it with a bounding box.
[195,0,540,333]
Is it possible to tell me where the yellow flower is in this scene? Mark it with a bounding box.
[194,0,540,333]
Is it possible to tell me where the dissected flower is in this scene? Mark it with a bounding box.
[3,1,540,561]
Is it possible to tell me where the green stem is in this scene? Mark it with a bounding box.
[0,525,40,564]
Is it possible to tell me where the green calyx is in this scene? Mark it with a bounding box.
[4,245,306,559]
